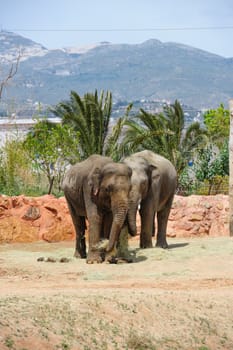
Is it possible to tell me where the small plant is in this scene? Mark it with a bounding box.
[61,341,70,350]
[4,336,14,349]
[126,331,157,350]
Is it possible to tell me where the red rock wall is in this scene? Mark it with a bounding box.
[0,195,74,243]
[0,194,230,243]
[167,194,229,238]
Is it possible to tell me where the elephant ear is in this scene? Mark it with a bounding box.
[127,166,132,178]
[88,167,102,196]
[150,165,160,180]
[147,164,160,187]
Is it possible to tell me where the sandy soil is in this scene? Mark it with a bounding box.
[0,236,233,350]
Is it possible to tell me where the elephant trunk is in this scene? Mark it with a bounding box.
[127,192,140,236]
[106,198,128,253]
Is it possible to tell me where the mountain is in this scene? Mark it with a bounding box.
[0,31,48,62]
[0,31,233,112]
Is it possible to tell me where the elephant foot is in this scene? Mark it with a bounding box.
[140,240,153,249]
[155,240,168,249]
[86,251,104,264]
[74,250,86,259]
[140,233,153,249]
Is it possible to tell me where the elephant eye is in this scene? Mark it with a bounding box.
[107,184,114,193]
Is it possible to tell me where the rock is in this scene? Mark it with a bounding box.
[0,216,38,243]
[0,194,230,244]
[22,206,41,220]
[37,257,45,262]
[46,257,57,263]
[59,257,70,263]
[167,194,229,238]
[0,194,75,243]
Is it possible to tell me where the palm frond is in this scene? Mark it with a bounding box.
[52,90,115,159]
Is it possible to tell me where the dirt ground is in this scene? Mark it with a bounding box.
[0,236,233,350]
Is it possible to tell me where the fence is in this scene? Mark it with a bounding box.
[176,178,229,196]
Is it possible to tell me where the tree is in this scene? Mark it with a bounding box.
[0,136,31,195]
[203,103,230,147]
[194,142,229,194]
[53,90,113,159]
[104,103,133,160]
[161,101,208,174]
[120,100,208,176]
[117,108,167,158]
[23,119,80,194]
[0,52,21,100]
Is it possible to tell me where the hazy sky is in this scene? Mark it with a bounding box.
[1,0,233,57]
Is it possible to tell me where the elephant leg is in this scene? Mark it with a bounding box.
[156,196,173,249]
[116,223,129,258]
[139,199,154,248]
[65,196,87,258]
[102,212,113,239]
[86,213,104,264]
[74,216,87,258]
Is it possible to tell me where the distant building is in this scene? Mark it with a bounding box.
[0,116,61,145]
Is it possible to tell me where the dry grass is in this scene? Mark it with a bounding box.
[0,237,233,350]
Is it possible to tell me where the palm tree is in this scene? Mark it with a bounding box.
[162,100,208,175]
[117,105,169,160]
[104,103,133,161]
[120,100,208,176]
[53,90,112,159]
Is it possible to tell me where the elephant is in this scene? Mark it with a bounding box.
[122,150,177,249]
[62,154,133,263]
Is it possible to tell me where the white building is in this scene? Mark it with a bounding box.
[0,117,61,146]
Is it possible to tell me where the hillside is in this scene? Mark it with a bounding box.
[1,31,233,111]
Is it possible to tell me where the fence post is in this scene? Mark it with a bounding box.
[229,99,233,236]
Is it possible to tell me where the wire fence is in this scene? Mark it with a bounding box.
[176,181,229,196]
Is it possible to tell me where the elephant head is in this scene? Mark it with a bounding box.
[89,162,132,252]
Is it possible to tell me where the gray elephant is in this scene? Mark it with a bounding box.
[62,154,133,263]
[122,150,177,249]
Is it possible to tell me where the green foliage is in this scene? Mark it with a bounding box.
[23,119,80,193]
[195,145,228,181]
[0,136,37,195]
[104,103,133,160]
[118,109,167,158]
[193,142,229,194]
[176,167,196,196]
[196,176,229,195]
[162,101,208,175]
[203,103,229,147]
[121,100,208,176]
[1,88,229,197]
[53,90,113,159]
